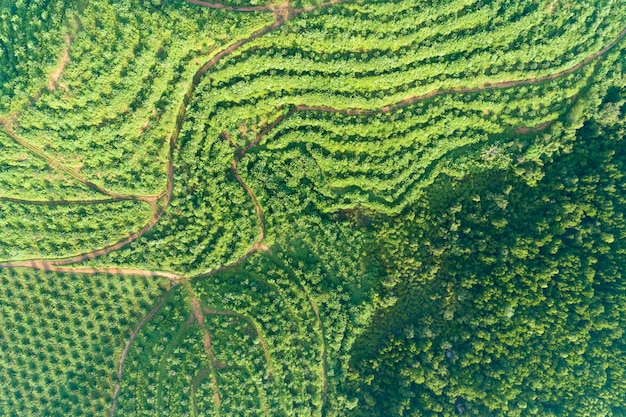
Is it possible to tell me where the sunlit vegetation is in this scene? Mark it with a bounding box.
[346,83,626,415]
[87,125,261,275]
[81,0,625,276]
[1,0,625,415]
[0,199,153,262]
[0,269,169,416]
[2,0,272,196]
[244,57,606,214]
[0,130,102,200]
[199,0,624,123]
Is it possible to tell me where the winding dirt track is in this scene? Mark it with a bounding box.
[266,252,329,411]
[1,2,625,415]
[186,0,353,14]
[110,288,173,417]
[23,32,72,112]
[0,120,155,204]
[47,33,71,92]
[3,3,622,282]
[202,306,275,376]
[187,287,223,412]
[0,0,349,278]
[186,0,274,12]
[0,196,125,205]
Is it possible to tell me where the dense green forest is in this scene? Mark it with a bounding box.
[1,0,625,416]
[347,89,626,416]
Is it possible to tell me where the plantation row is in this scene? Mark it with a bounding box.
[0,130,102,201]
[78,0,626,277]
[2,0,626,415]
[197,0,624,124]
[243,58,606,214]
[0,268,169,417]
[0,199,152,262]
[4,0,272,197]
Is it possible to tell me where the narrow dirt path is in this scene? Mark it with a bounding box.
[191,367,211,417]
[186,0,274,12]
[17,31,73,114]
[0,121,161,205]
[0,119,154,204]
[2,10,624,416]
[202,306,275,376]
[245,363,272,416]
[0,196,126,205]
[202,332,222,411]
[194,296,274,415]
[515,119,556,134]
[47,33,71,92]
[111,288,173,417]
[7,265,182,282]
[293,0,354,13]
[187,0,353,15]
[183,283,223,413]
[265,252,329,411]
[0,203,163,270]
[190,114,288,281]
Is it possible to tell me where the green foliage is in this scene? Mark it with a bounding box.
[82,0,626,276]
[5,0,272,196]
[0,0,70,115]
[346,74,626,416]
[85,115,261,276]
[0,199,152,261]
[0,130,101,200]
[0,269,169,416]
[1,0,626,416]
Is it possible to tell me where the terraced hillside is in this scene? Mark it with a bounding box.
[1,0,625,416]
